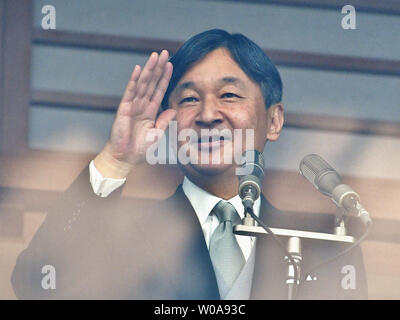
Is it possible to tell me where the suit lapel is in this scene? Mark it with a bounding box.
[161,188,337,300]
[162,185,220,299]
[168,188,291,299]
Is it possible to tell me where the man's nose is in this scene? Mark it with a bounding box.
[195,97,223,127]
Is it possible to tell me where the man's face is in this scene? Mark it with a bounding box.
[168,48,277,178]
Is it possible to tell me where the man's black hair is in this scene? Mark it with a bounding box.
[161,28,283,110]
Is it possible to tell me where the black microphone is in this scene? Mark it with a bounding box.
[299,154,372,226]
[237,150,265,211]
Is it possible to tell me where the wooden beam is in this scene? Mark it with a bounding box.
[31,89,400,138]
[0,1,5,130]
[265,50,400,77]
[0,203,23,239]
[31,90,120,112]
[361,241,400,299]
[32,29,400,77]
[1,183,399,243]
[1,150,399,218]
[201,0,400,16]
[0,187,60,212]
[0,0,32,154]
[284,112,400,138]
[33,29,182,54]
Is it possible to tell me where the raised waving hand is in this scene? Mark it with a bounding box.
[94,50,176,178]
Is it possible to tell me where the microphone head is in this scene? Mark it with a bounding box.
[238,150,265,201]
[299,154,342,196]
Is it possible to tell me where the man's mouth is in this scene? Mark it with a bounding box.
[196,135,230,150]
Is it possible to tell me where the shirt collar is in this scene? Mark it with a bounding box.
[182,176,261,225]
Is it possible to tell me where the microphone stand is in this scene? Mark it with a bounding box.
[286,237,302,300]
[235,208,355,300]
[236,150,367,299]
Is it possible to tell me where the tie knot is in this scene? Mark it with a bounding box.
[212,201,242,225]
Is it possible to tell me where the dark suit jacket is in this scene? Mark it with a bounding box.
[11,164,368,299]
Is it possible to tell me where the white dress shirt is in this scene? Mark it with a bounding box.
[181,176,260,261]
[89,160,126,197]
[181,176,260,300]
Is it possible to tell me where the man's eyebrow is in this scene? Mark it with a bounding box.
[217,76,246,89]
[175,76,246,94]
[175,81,195,93]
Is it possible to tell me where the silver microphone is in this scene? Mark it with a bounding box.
[299,154,372,226]
[238,150,265,211]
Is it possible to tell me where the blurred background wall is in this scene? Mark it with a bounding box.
[0,0,399,299]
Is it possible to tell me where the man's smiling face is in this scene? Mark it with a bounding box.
[168,47,278,179]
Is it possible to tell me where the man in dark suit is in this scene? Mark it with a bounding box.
[11,29,368,299]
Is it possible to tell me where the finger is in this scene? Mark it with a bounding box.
[144,50,169,99]
[141,61,173,120]
[120,64,141,103]
[150,61,173,108]
[154,108,177,132]
[135,52,160,99]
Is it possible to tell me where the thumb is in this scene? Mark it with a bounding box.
[154,109,177,132]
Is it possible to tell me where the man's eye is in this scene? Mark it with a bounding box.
[221,93,239,98]
[179,97,198,104]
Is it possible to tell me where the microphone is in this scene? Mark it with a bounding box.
[299,154,372,226]
[237,150,265,212]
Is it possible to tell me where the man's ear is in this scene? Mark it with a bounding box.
[266,103,284,142]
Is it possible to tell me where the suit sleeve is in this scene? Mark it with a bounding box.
[335,244,368,299]
[299,241,369,300]
[11,163,123,299]
[334,217,369,299]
